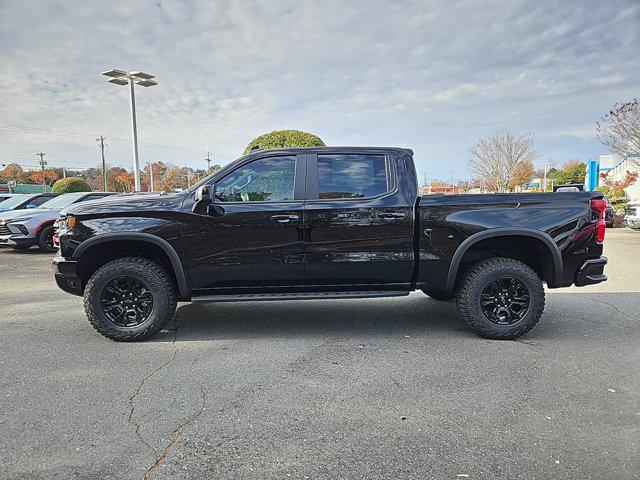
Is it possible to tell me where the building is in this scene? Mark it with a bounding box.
[601,154,640,202]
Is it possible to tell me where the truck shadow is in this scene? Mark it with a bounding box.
[149,291,640,343]
[153,294,469,342]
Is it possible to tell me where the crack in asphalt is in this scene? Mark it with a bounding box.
[127,322,180,456]
[581,295,640,322]
[143,383,207,480]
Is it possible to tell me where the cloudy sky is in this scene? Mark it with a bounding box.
[1,0,638,181]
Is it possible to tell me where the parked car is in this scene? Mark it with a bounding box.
[624,200,640,229]
[0,193,57,212]
[53,147,608,342]
[0,193,17,202]
[604,196,615,228]
[0,192,115,252]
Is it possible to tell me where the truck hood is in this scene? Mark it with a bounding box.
[62,192,187,216]
[0,208,60,223]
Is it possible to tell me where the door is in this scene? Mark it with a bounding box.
[184,154,306,293]
[304,152,415,290]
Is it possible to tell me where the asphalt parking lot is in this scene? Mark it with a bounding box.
[1,229,639,480]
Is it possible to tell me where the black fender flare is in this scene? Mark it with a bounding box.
[72,232,190,300]
[445,227,563,290]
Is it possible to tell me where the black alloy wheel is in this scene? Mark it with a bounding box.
[100,277,154,327]
[455,257,545,339]
[480,277,530,325]
[37,225,57,252]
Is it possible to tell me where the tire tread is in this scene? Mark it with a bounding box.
[83,257,177,341]
[456,257,545,339]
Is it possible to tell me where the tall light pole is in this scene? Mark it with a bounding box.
[541,161,554,192]
[148,162,154,191]
[102,69,158,191]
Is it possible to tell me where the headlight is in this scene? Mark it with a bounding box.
[57,215,76,234]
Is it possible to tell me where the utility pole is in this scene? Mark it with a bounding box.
[97,136,107,191]
[449,169,454,195]
[37,152,47,188]
[205,150,212,173]
[62,167,67,179]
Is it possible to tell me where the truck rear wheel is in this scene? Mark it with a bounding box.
[456,257,545,339]
[83,257,177,341]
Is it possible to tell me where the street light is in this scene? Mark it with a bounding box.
[102,69,158,191]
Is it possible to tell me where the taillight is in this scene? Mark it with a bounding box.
[590,198,606,243]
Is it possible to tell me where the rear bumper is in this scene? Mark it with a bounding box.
[52,256,83,296]
[574,256,607,287]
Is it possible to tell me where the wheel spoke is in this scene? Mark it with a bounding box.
[480,276,530,325]
[101,276,153,327]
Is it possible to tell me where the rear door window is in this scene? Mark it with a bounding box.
[316,154,389,199]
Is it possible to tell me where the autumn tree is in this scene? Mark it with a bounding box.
[596,98,640,166]
[79,167,105,190]
[468,131,538,193]
[0,163,23,183]
[548,160,587,187]
[105,167,134,192]
[508,160,534,190]
[30,168,58,186]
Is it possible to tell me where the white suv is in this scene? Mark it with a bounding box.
[624,200,640,229]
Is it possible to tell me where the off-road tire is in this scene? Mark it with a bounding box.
[456,257,545,339]
[422,289,455,301]
[37,225,57,252]
[84,257,177,341]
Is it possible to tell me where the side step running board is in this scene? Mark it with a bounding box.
[192,290,410,303]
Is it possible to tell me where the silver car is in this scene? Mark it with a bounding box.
[624,200,640,230]
[0,192,115,252]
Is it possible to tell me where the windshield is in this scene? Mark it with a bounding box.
[37,192,87,210]
[0,194,34,209]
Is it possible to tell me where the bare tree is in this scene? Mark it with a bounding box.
[468,131,538,193]
[596,98,640,166]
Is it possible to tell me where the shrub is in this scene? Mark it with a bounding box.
[52,177,92,193]
[243,130,325,155]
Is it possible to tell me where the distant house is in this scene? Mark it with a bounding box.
[420,180,455,195]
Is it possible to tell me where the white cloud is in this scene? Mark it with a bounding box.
[0,0,638,180]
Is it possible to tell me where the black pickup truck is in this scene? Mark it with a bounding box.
[53,147,608,341]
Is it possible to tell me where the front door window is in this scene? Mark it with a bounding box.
[216,156,296,202]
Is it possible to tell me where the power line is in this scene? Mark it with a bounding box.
[0,123,205,153]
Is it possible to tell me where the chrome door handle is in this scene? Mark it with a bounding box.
[377,212,406,219]
[270,214,299,223]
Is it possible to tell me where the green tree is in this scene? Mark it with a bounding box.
[52,177,92,193]
[549,160,586,186]
[243,130,325,155]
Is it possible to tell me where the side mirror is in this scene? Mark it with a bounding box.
[192,185,211,214]
[206,204,225,217]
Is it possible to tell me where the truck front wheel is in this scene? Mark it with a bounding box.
[83,257,177,341]
[456,257,545,339]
